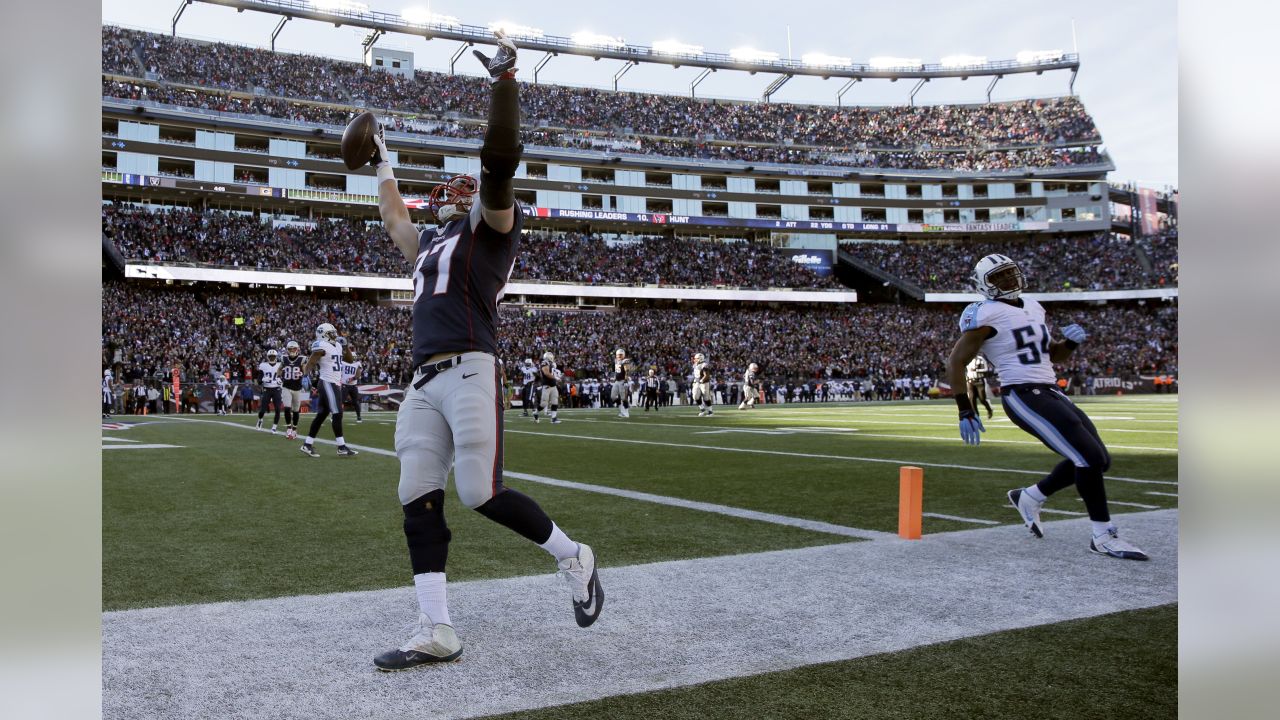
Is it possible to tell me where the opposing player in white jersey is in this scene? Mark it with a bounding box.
[337,337,364,424]
[519,358,537,417]
[691,352,714,416]
[610,348,632,418]
[213,374,230,415]
[256,349,284,433]
[738,363,760,410]
[299,323,358,458]
[102,369,114,418]
[965,353,995,420]
[369,32,602,672]
[532,351,562,424]
[280,341,307,439]
[946,254,1147,561]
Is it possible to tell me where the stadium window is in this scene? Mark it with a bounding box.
[974,208,990,222]
[526,162,547,179]
[704,201,729,217]
[756,204,782,219]
[375,58,384,66]
[102,151,117,170]
[755,178,780,194]
[1016,207,1027,220]
[583,167,615,183]
[646,198,673,213]
[944,209,961,223]
[862,208,887,222]
[701,175,728,190]
[514,189,536,206]
[1061,207,1076,220]
[906,185,923,198]
[973,184,988,198]
[1015,182,1031,196]
[809,206,834,220]
[582,194,603,209]
[861,183,885,197]
[392,60,401,69]
[645,171,672,187]
[941,184,959,198]
[907,209,924,223]
[808,180,832,196]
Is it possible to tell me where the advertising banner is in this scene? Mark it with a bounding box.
[778,248,834,276]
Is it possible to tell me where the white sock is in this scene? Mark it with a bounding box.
[1024,485,1047,503]
[336,436,345,446]
[551,410,558,419]
[1092,521,1114,538]
[539,523,579,562]
[413,572,452,627]
[304,437,314,446]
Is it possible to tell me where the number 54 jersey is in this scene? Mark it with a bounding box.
[958,298,1057,386]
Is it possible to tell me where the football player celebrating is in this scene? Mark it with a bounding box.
[965,353,995,420]
[946,254,1148,561]
[739,363,761,410]
[691,352,714,416]
[533,351,562,424]
[280,340,306,439]
[256,349,284,433]
[369,31,602,672]
[611,348,632,418]
[300,323,359,458]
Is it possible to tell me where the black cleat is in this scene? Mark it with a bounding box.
[374,617,462,671]
[336,445,359,457]
[299,444,320,458]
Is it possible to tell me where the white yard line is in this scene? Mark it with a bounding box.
[1040,508,1088,516]
[102,443,183,450]
[101,437,139,443]
[102,510,1178,720]
[1145,491,1179,498]
[921,512,1000,525]
[506,428,1178,486]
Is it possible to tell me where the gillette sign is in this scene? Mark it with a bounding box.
[779,248,834,277]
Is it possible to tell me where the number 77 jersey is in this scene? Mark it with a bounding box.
[958,298,1058,386]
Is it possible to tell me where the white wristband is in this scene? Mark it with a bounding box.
[376,163,395,185]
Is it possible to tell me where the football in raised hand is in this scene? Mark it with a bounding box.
[340,111,379,171]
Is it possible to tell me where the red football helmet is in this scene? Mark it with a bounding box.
[427,175,478,224]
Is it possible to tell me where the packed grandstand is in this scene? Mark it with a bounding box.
[99,19,1177,405]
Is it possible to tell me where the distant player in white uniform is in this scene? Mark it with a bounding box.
[519,358,537,416]
[299,323,358,457]
[256,349,284,433]
[532,351,562,424]
[102,369,114,418]
[947,253,1148,561]
[965,353,995,420]
[691,352,714,416]
[280,340,306,439]
[337,337,363,423]
[213,374,230,415]
[610,348,632,418]
[369,31,601,672]
[738,363,760,410]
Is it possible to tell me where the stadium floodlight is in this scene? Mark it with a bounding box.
[729,47,780,63]
[309,0,369,12]
[801,52,853,67]
[571,31,626,48]
[652,39,704,56]
[488,21,544,39]
[1016,49,1064,64]
[940,54,987,68]
[401,7,460,27]
[869,56,923,70]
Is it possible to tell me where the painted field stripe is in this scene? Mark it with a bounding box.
[102,444,183,450]
[921,512,1000,525]
[101,437,139,443]
[1040,508,1088,516]
[1099,500,1161,509]
[102,510,1178,720]
[142,416,890,540]
[505,429,1178,486]
[1145,491,1179,498]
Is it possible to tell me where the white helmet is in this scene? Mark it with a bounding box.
[694,352,706,364]
[749,362,759,373]
[648,368,656,376]
[286,340,301,357]
[614,348,626,359]
[336,336,347,347]
[104,368,112,378]
[971,254,1025,300]
[543,351,555,363]
[315,323,338,342]
[524,357,534,367]
[267,349,278,361]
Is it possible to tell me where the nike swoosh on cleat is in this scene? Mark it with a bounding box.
[462,373,478,379]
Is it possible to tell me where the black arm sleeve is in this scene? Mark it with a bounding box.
[480,78,523,210]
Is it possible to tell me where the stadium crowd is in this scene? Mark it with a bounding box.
[103,203,840,289]
[102,281,1178,395]
[843,231,1178,291]
[102,26,1107,171]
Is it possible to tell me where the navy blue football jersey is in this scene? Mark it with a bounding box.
[410,209,522,367]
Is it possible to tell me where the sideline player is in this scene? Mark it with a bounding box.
[337,337,364,423]
[281,340,306,439]
[532,351,561,424]
[738,363,761,410]
[102,368,114,418]
[300,323,359,458]
[369,31,602,672]
[519,358,536,416]
[691,352,714,416]
[965,353,995,420]
[946,254,1147,561]
[213,372,230,415]
[256,349,284,433]
[611,348,632,418]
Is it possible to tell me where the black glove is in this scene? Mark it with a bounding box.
[472,30,518,83]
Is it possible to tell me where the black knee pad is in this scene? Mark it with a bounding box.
[403,489,451,574]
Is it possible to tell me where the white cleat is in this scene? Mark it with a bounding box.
[738,402,747,410]
[1007,488,1044,538]
[557,543,604,628]
[1090,527,1150,561]
[697,410,707,417]
[373,615,462,671]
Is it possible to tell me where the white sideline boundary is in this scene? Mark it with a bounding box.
[102,510,1179,720]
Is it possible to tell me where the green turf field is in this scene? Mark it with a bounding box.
[102,396,1178,718]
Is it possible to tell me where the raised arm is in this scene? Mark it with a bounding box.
[471,31,522,234]
[370,129,420,264]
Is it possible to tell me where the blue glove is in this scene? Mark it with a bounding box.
[1061,323,1087,344]
[959,410,985,446]
[472,30,518,83]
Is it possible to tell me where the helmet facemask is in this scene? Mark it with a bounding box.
[428,175,478,224]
